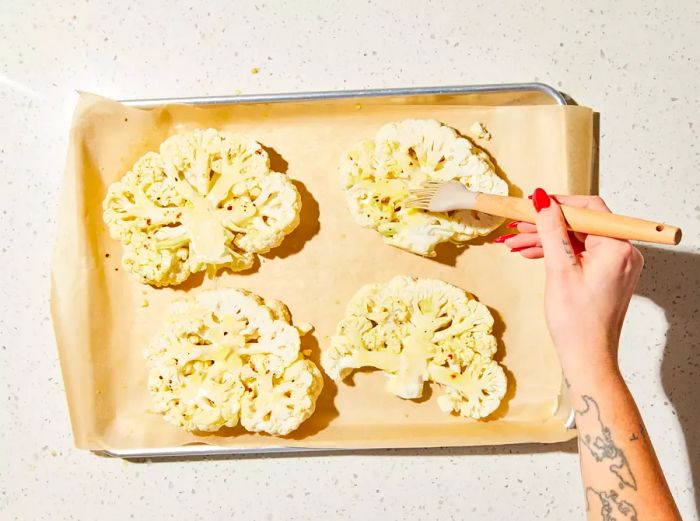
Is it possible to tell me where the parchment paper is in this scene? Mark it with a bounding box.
[51,93,594,450]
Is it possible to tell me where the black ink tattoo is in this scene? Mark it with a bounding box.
[630,424,646,442]
[561,237,578,265]
[576,395,637,490]
[586,488,638,521]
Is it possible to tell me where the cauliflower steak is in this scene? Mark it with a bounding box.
[340,119,508,256]
[103,129,300,286]
[146,289,323,435]
[322,276,506,419]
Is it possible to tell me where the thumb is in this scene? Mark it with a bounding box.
[532,188,580,273]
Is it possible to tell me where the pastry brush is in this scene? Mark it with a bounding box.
[404,181,682,245]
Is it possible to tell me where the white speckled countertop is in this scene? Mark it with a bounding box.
[1,1,698,519]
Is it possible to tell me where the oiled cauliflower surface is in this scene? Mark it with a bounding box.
[322,276,506,419]
[340,119,508,256]
[146,289,322,435]
[103,129,300,286]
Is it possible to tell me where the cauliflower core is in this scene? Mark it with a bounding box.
[340,119,508,256]
[321,276,506,419]
[145,290,323,435]
[103,129,301,287]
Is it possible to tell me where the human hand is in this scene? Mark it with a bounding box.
[495,189,644,374]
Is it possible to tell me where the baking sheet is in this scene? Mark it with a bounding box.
[51,93,593,450]
[121,82,566,108]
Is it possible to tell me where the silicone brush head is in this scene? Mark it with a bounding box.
[404,181,479,212]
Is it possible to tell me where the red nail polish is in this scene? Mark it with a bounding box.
[494,233,517,243]
[510,246,528,253]
[507,221,521,229]
[532,188,551,212]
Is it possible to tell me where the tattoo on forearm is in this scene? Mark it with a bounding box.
[586,488,638,521]
[576,395,637,490]
[630,424,646,442]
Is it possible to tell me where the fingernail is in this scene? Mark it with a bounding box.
[532,188,551,212]
[494,233,517,243]
[506,221,521,228]
[510,246,528,253]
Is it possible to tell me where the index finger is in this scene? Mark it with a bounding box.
[535,197,581,273]
[552,195,619,250]
[551,194,612,213]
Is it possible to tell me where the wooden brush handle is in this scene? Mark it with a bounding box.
[475,193,682,245]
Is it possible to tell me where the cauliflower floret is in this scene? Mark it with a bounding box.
[321,276,506,419]
[121,229,191,286]
[145,289,322,435]
[469,121,491,141]
[103,129,301,287]
[340,119,508,256]
[323,316,401,382]
[430,355,506,419]
[240,358,323,435]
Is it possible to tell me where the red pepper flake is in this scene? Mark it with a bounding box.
[227,205,233,211]
[176,212,182,219]
[450,373,457,379]
[246,387,252,392]
[254,149,262,155]
[447,353,453,359]
[146,218,152,225]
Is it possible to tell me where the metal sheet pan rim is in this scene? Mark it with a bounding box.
[103,82,572,458]
[120,81,566,107]
[100,429,574,459]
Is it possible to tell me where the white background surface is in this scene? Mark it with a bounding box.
[1,1,698,519]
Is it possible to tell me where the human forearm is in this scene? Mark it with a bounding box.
[564,358,680,520]
[501,192,680,519]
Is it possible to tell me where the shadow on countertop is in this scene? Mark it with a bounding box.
[635,245,700,517]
